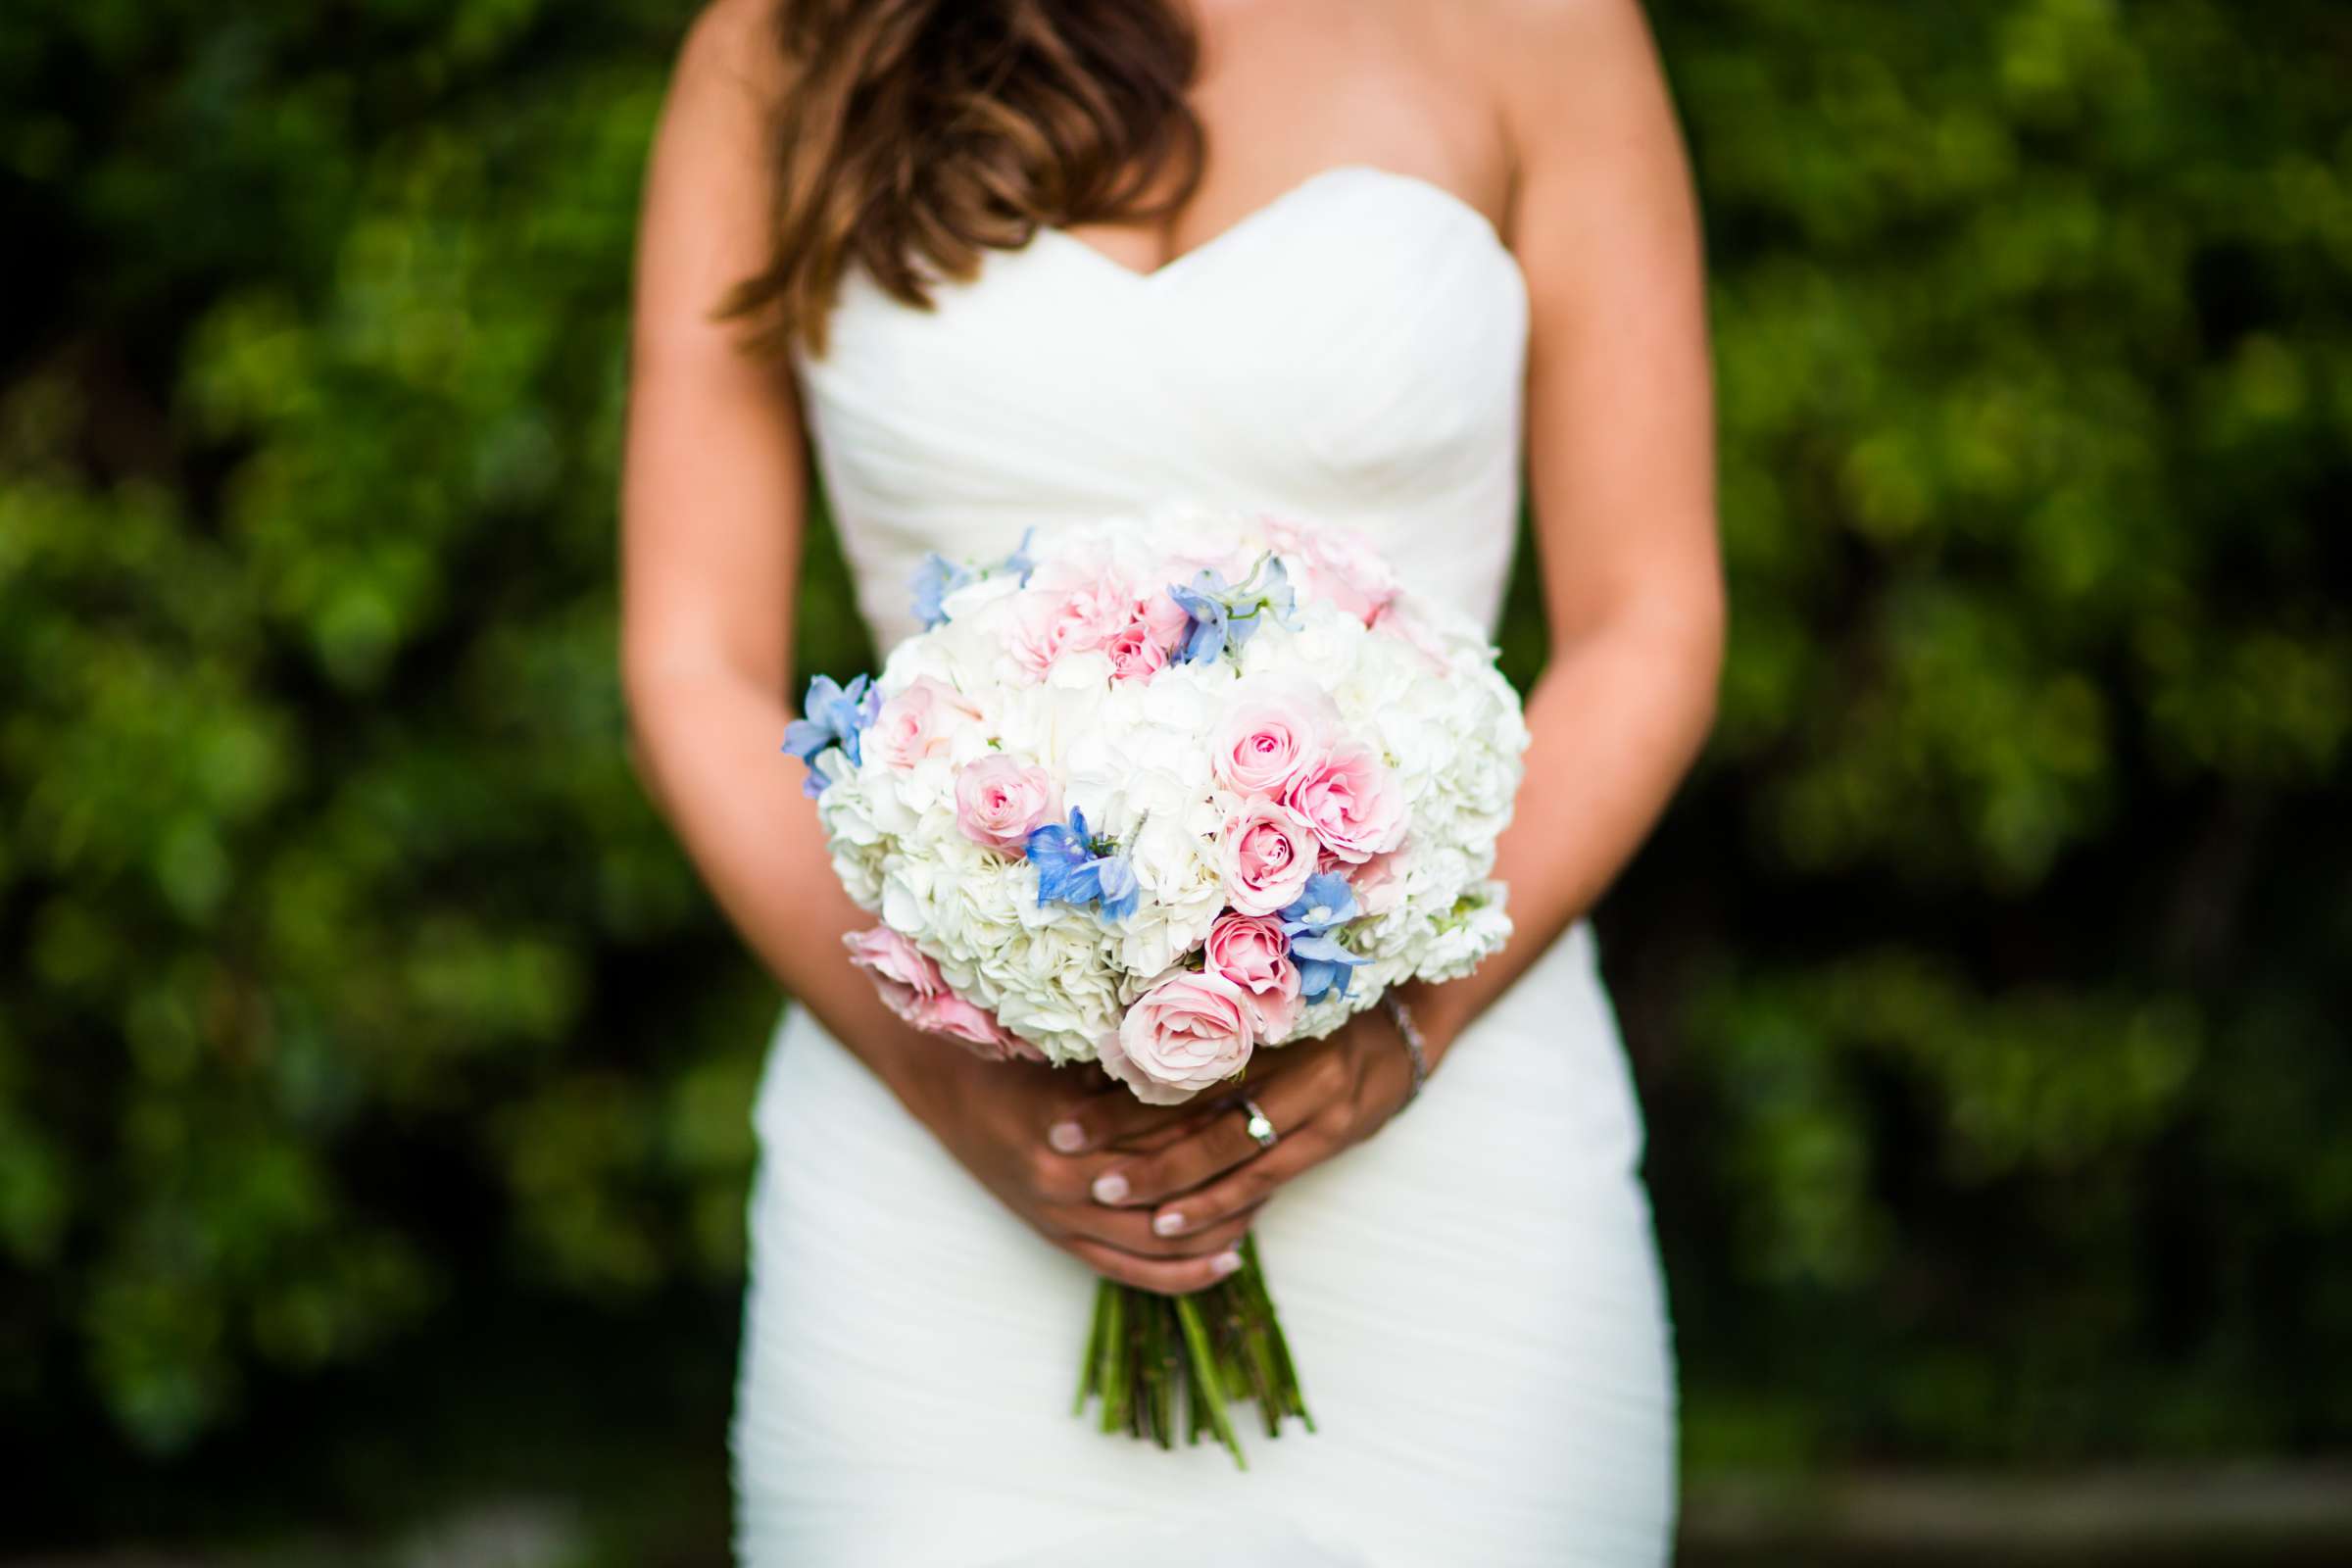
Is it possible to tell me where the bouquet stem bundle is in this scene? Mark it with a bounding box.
[1071,1231,1313,1469]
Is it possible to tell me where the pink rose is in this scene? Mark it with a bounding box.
[1220,796,1321,916]
[1100,969,1256,1104]
[1210,690,1335,796]
[844,925,940,1014]
[914,989,1041,1060]
[1102,616,1169,684]
[1139,588,1193,653]
[1202,911,1301,1037]
[844,926,1039,1062]
[955,755,1060,854]
[1008,581,1130,678]
[1262,514,1399,625]
[1285,740,1406,864]
[870,676,972,768]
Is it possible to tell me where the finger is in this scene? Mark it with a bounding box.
[1054,1197,1265,1260]
[1062,1234,1244,1297]
[1042,1080,1197,1155]
[1087,1050,1342,1207]
[1102,1102,1220,1154]
[1146,1123,1334,1239]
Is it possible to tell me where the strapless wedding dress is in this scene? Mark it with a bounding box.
[731,166,1678,1566]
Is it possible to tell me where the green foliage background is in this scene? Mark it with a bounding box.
[3,0,2346,1538]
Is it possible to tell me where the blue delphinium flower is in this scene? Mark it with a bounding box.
[1279,872,1367,1001]
[1025,808,1097,902]
[1092,854,1141,922]
[1000,526,1038,586]
[911,530,1039,628]
[1165,555,1300,665]
[1167,570,1232,664]
[781,672,881,797]
[909,553,973,629]
[1225,557,1295,655]
[1023,807,1139,922]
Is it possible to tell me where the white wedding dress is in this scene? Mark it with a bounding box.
[730,166,1678,1566]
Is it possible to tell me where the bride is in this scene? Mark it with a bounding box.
[618,0,1721,1562]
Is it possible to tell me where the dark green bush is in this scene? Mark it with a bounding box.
[1,0,2344,1487]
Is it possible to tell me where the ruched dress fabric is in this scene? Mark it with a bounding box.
[731,166,1678,1566]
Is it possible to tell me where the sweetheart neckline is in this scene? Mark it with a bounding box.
[1033,164,1522,289]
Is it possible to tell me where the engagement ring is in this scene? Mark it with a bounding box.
[1238,1095,1279,1151]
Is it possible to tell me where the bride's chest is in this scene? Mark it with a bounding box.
[791,171,1529,499]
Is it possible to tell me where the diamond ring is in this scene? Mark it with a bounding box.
[1237,1094,1279,1152]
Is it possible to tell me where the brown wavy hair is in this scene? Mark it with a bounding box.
[713,0,1206,361]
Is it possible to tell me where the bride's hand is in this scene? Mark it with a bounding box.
[906,1047,1270,1297]
[1052,1002,1425,1247]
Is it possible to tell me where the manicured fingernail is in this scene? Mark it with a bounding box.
[1091,1172,1128,1204]
[1152,1210,1186,1237]
[1048,1120,1085,1152]
[1211,1249,1242,1277]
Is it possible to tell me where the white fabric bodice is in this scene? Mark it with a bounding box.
[788,165,1530,651]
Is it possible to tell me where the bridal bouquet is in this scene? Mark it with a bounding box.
[785,504,1529,1465]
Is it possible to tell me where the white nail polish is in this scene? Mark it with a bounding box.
[1211,1249,1242,1277]
[1152,1211,1185,1237]
[1092,1172,1129,1204]
[1048,1120,1085,1153]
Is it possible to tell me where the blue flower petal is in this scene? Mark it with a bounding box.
[780,716,832,764]
[1095,856,1140,922]
[1279,873,1361,938]
[909,554,972,628]
[1002,527,1038,585]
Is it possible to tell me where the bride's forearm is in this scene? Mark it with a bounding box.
[622,662,958,1118]
[1402,604,1722,1064]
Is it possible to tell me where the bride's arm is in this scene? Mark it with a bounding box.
[1401,0,1723,1062]
[619,3,929,1087]
[1072,0,1722,1235]
[620,0,1251,1295]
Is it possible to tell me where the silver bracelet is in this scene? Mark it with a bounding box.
[1380,992,1430,1110]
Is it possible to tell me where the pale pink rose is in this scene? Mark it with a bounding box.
[1007,581,1131,678]
[1210,690,1335,797]
[955,754,1060,854]
[844,926,1039,1062]
[1202,911,1301,1037]
[912,989,1043,1061]
[1348,848,1408,916]
[870,676,972,768]
[1100,969,1256,1104]
[1102,617,1169,684]
[1139,588,1193,653]
[844,925,942,1014]
[1285,740,1407,864]
[1261,514,1399,625]
[1220,796,1322,916]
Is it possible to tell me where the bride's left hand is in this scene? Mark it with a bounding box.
[1053,1001,1430,1242]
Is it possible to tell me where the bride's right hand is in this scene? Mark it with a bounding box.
[906,1047,1264,1296]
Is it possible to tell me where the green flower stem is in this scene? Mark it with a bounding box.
[1240,1232,1314,1429]
[1096,1283,1127,1434]
[1071,1238,1311,1467]
[1173,1292,1247,1470]
[1073,1277,1106,1416]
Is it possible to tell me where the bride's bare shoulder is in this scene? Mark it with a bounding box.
[1451,0,1671,136]
[1448,0,1686,218]
[670,0,796,108]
